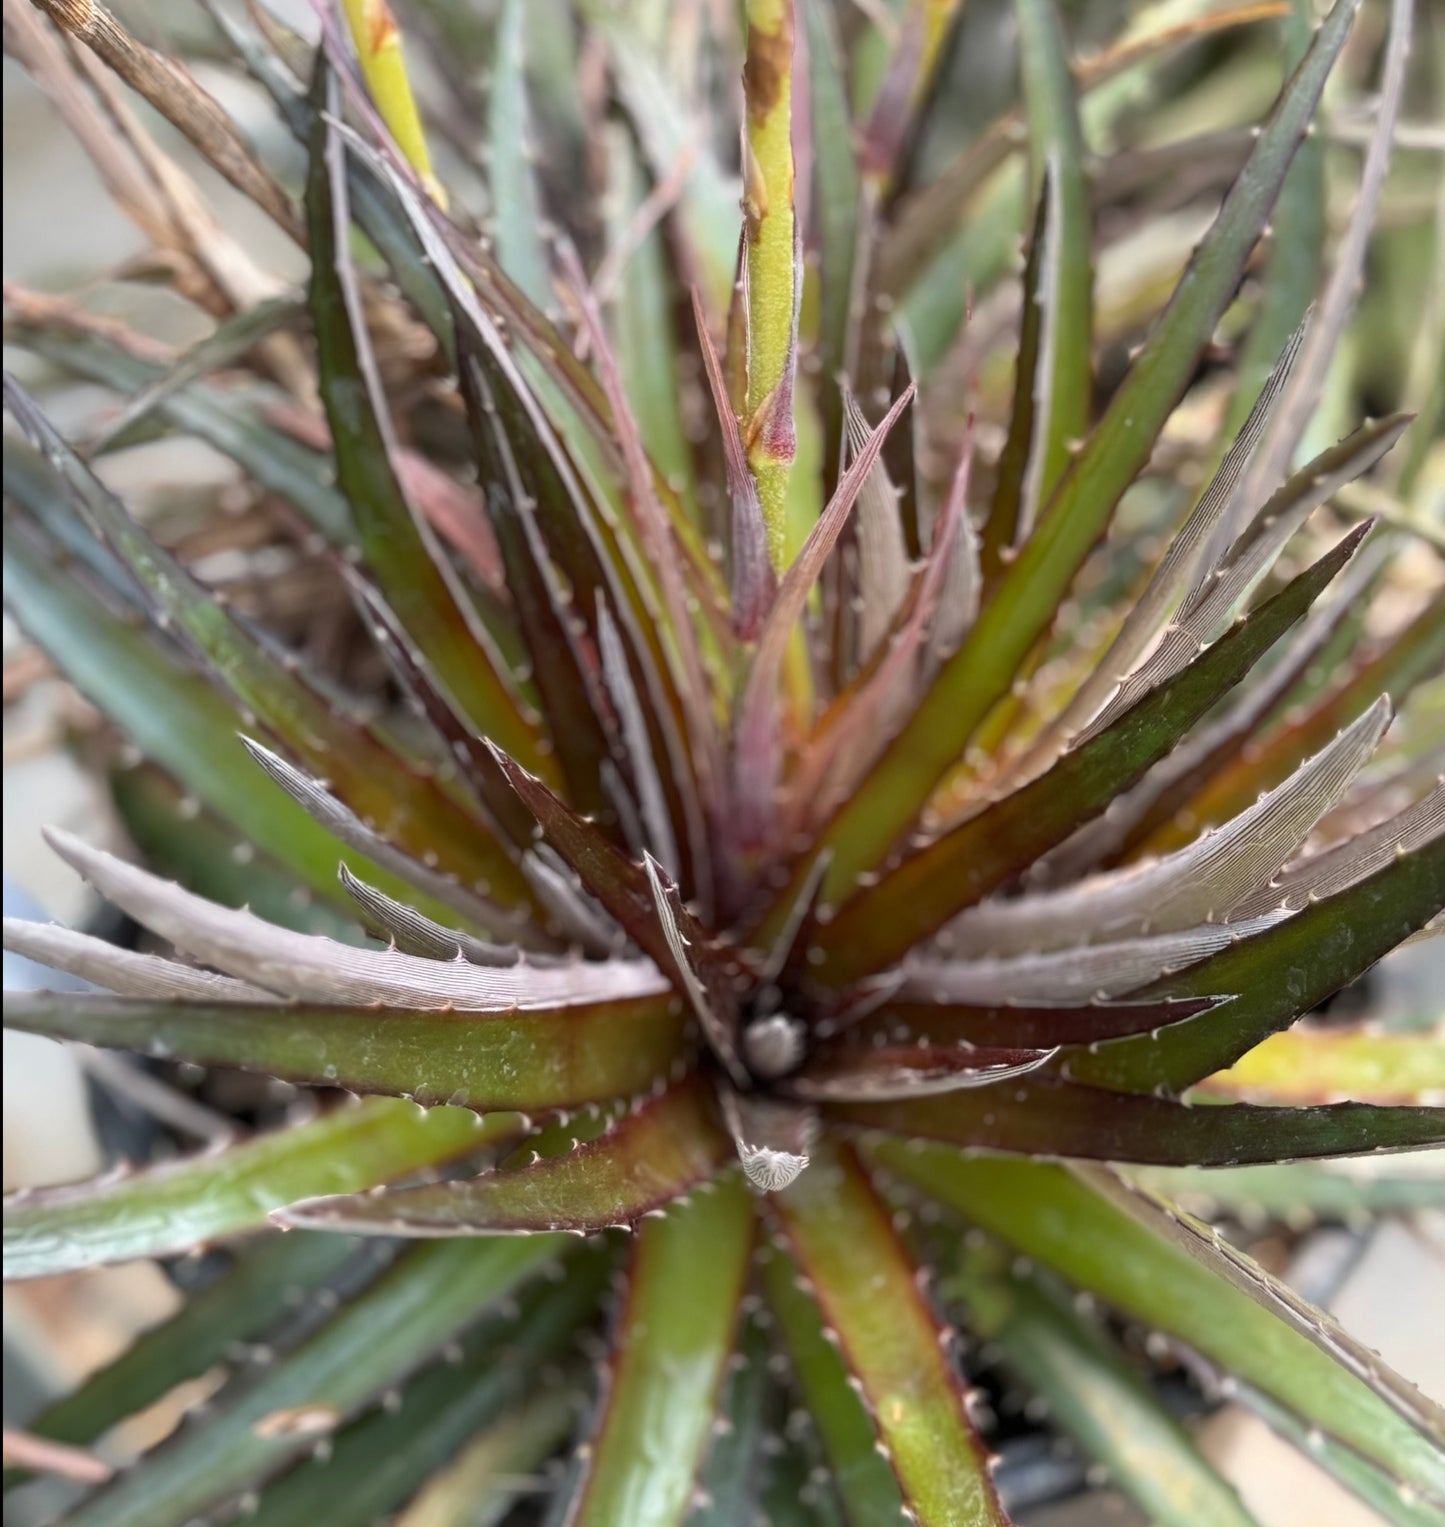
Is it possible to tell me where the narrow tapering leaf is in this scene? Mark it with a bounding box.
[833,1078,1443,1163]
[55,1238,569,1527]
[6,1233,355,1466]
[565,1180,753,1527]
[878,1151,1445,1509]
[279,1078,731,1235]
[1014,0,1092,498]
[304,68,544,772]
[817,0,1363,899]
[770,1141,1006,1527]
[1068,833,1445,1091]
[5,988,683,1117]
[949,1250,1261,1527]
[813,522,1371,982]
[3,1101,503,1279]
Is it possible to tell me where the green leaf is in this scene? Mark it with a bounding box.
[2,377,533,911]
[487,0,552,306]
[980,172,1057,584]
[605,126,701,522]
[304,67,546,775]
[688,1314,776,1527]
[1224,0,1326,434]
[895,165,1025,375]
[56,1237,570,1527]
[1126,1161,1445,1221]
[812,522,1371,982]
[948,1248,1260,1527]
[817,0,1363,899]
[455,330,619,825]
[878,1150,1445,1509]
[565,1178,754,1527]
[2,1100,508,1280]
[278,1076,732,1234]
[597,16,739,314]
[8,322,353,546]
[770,1141,1007,1527]
[853,996,1218,1050]
[1067,836,1445,1092]
[1014,0,1093,498]
[368,134,729,627]
[109,763,363,940]
[1135,600,1445,858]
[248,1261,604,1527]
[759,1237,904,1525]
[802,0,863,494]
[488,743,726,988]
[4,989,686,1119]
[829,1078,1444,1164]
[1240,1385,1445,1527]
[391,1386,579,1527]
[439,239,709,867]
[4,524,381,925]
[5,1233,355,1475]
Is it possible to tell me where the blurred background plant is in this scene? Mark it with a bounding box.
[1,0,1443,1524]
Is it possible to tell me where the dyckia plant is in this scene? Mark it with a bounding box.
[3,0,1444,1522]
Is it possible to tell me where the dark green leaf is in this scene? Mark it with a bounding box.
[247,1260,604,1527]
[830,1077,1444,1163]
[6,1233,355,1470]
[304,67,546,773]
[813,522,1371,982]
[817,0,1363,899]
[1067,835,1445,1092]
[759,1237,904,1525]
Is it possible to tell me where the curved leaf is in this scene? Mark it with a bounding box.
[304,70,544,772]
[389,1387,579,1527]
[247,1265,604,1527]
[1136,600,1445,858]
[40,829,665,1009]
[936,696,1389,959]
[5,1233,355,1472]
[1,524,422,924]
[1014,0,1092,501]
[2,377,532,908]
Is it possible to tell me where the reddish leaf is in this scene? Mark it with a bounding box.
[278,1077,731,1234]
